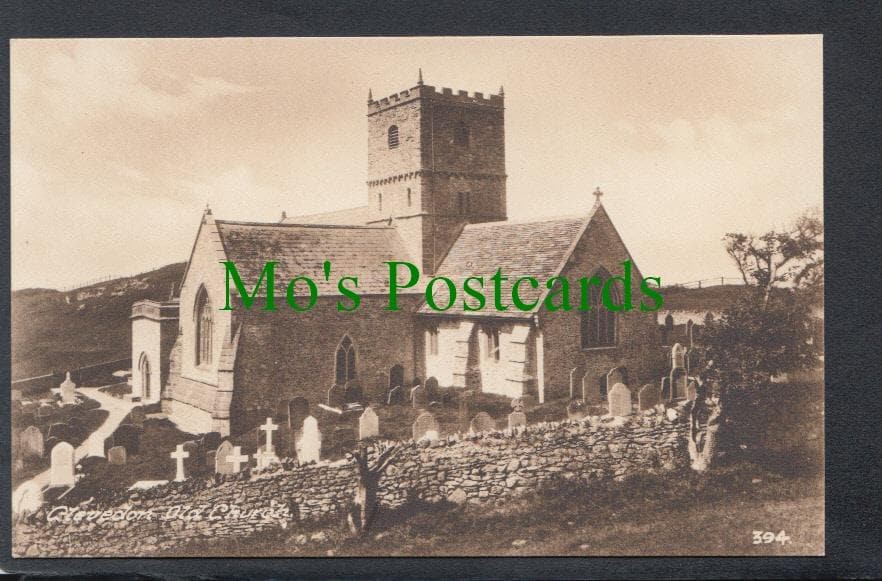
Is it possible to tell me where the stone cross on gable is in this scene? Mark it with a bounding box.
[593,186,603,203]
[170,444,189,482]
[260,417,278,453]
[226,446,249,473]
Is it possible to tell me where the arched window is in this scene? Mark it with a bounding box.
[378,193,383,212]
[139,352,151,400]
[335,335,357,385]
[407,187,412,207]
[388,125,399,149]
[426,327,439,356]
[581,268,618,348]
[454,121,469,147]
[195,286,213,366]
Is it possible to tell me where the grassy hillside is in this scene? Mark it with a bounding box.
[11,262,187,380]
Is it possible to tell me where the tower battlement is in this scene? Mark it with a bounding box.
[368,84,503,116]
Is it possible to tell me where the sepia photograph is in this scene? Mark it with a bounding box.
[9,35,824,558]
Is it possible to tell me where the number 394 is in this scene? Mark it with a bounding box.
[752,530,791,545]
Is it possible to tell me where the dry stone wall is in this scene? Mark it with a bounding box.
[13,410,687,557]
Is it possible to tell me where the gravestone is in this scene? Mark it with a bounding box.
[129,406,146,426]
[508,410,527,430]
[581,370,602,405]
[114,424,141,455]
[327,384,344,408]
[411,384,428,408]
[661,376,671,401]
[107,445,127,465]
[183,440,201,472]
[201,432,222,453]
[686,380,698,402]
[470,412,496,434]
[672,343,687,370]
[15,481,44,515]
[569,366,582,400]
[387,385,403,405]
[225,445,249,473]
[11,389,22,402]
[288,397,310,430]
[21,426,44,459]
[48,423,70,442]
[412,412,439,441]
[205,450,217,473]
[566,399,588,421]
[425,377,440,401]
[296,416,321,463]
[670,368,688,400]
[50,441,76,487]
[21,402,38,416]
[60,371,77,404]
[343,379,364,404]
[358,407,379,440]
[215,440,236,475]
[608,383,632,417]
[638,383,660,411]
[170,444,190,482]
[606,367,626,389]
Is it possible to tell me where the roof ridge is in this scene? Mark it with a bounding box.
[461,213,588,230]
[215,220,393,230]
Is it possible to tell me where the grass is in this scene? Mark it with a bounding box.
[99,381,132,399]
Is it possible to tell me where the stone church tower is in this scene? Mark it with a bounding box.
[366,72,507,273]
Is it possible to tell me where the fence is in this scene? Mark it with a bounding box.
[58,263,177,293]
[12,357,132,394]
[666,276,744,290]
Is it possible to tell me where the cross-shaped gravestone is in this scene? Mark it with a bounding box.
[260,417,278,454]
[170,444,189,482]
[226,445,249,473]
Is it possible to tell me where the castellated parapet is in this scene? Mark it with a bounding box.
[368,84,504,116]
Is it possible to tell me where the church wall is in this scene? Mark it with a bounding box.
[229,294,423,435]
[539,207,664,401]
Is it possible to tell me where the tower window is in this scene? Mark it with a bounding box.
[407,187,412,207]
[378,193,383,212]
[581,268,618,348]
[457,192,470,215]
[388,125,399,149]
[454,122,470,147]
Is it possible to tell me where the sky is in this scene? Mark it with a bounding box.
[11,36,822,290]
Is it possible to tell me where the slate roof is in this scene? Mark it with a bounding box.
[418,213,592,319]
[215,221,420,296]
[282,205,371,226]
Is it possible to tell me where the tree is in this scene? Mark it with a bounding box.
[723,207,823,307]
[346,442,407,535]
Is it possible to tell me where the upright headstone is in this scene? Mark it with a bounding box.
[661,376,671,401]
[358,407,379,440]
[327,384,344,408]
[60,371,77,404]
[569,366,582,400]
[170,444,190,482]
[387,385,403,405]
[287,397,310,430]
[670,368,688,400]
[50,441,75,488]
[412,411,439,441]
[508,410,527,430]
[608,383,632,417]
[215,440,236,475]
[225,445,249,473]
[638,383,660,411]
[411,384,428,408]
[672,343,687,370]
[107,445,127,465]
[606,367,626,389]
[15,481,44,515]
[296,416,322,463]
[21,426,44,459]
[425,377,440,401]
[469,412,496,434]
[686,380,698,402]
[581,370,602,405]
[566,399,588,420]
[343,379,363,404]
[114,424,141,455]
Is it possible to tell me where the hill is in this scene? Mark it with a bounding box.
[660,284,750,313]
[11,262,187,381]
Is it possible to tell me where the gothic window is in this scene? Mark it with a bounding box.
[485,327,501,361]
[457,191,470,215]
[378,193,383,212]
[388,125,399,149]
[195,286,213,366]
[139,353,151,400]
[454,121,470,147]
[335,335,357,385]
[427,327,439,356]
[581,268,618,348]
[407,187,412,207]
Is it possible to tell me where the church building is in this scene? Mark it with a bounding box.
[131,75,661,436]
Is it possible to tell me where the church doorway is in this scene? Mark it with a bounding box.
[139,353,151,401]
[389,364,404,390]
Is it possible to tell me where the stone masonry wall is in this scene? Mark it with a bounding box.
[13,411,687,557]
